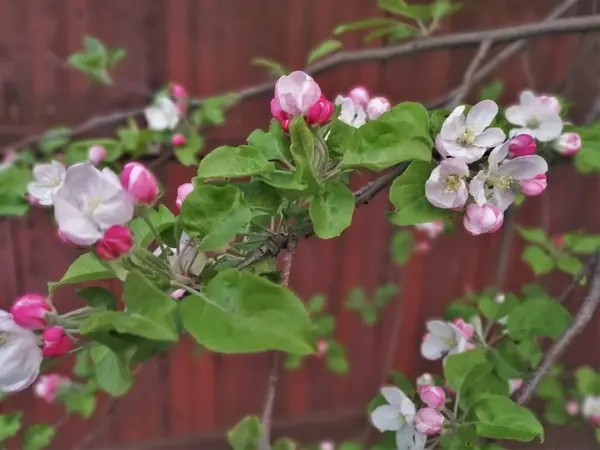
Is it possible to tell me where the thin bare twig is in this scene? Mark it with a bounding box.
[259,238,297,450]
[520,51,537,91]
[516,251,600,405]
[557,253,599,304]
[451,39,492,107]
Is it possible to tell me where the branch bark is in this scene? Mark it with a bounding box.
[516,251,600,406]
[259,238,297,450]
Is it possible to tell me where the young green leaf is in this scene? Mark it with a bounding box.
[507,297,571,340]
[251,58,289,77]
[479,80,505,101]
[48,253,115,292]
[77,286,117,311]
[575,366,600,396]
[197,146,275,179]
[521,245,554,275]
[517,227,549,245]
[473,395,543,442]
[333,18,399,35]
[325,340,349,374]
[174,131,204,167]
[391,229,414,265]
[310,180,355,239]
[23,424,56,450]
[247,121,293,163]
[90,345,134,397]
[307,39,342,65]
[228,416,262,450]
[0,413,22,440]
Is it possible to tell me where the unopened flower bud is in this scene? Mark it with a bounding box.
[414,408,444,435]
[121,162,159,204]
[270,98,290,122]
[96,225,133,261]
[418,385,446,409]
[554,132,581,156]
[171,83,187,100]
[452,318,474,340]
[416,373,434,387]
[306,95,335,126]
[519,173,547,196]
[509,378,524,394]
[170,288,186,300]
[176,182,194,209]
[553,235,565,249]
[566,400,579,416]
[281,118,291,133]
[366,96,391,120]
[348,86,370,108]
[463,203,503,236]
[87,145,107,165]
[508,134,536,157]
[10,294,51,329]
[316,339,328,358]
[34,374,69,403]
[274,71,321,116]
[42,326,72,358]
[171,134,186,147]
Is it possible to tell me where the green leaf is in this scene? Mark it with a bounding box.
[325,340,349,374]
[374,284,399,307]
[74,348,93,378]
[81,311,178,341]
[309,180,355,239]
[556,255,583,275]
[445,302,478,322]
[517,227,549,245]
[307,294,326,313]
[237,180,282,214]
[48,253,115,292]
[0,413,21,440]
[106,47,126,68]
[40,127,71,153]
[197,145,274,179]
[488,341,525,380]
[181,184,251,251]
[378,0,433,19]
[339,442,362,450]
[479,80,505,101]
[544,399,568,425]
[129,205,176,248]
[334,18,399,35]
[575,366,600,396]
[389,162,453,225]
[516,340,543,368]
[444,349,490,395]
[536,376,564,400]
[345,287,366,310]
[64,390,96,418]
[83,35,105,54]
[596,428,600,444]
[477,292,518,321]
[251,58,288,77]
[24,424,55,450]
[507,297,571,340]
[307,39,342,65]
[521,245,554,275]
[247,122,292,163]
[431,0,462,19]
[473,395,543,442]
[91,345,133,396]
[391,229,414,265]
[64,139,123,164]
[326,118,358,156]
[181,270,314,355]
[563,232,600,254]
[193,94,237,126]
[77,286,117,310]
[289,117,321,192]
[272,438,298,450]
[174,130,204,166]
[228,416,262,450]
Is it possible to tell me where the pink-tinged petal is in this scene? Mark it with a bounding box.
[426,320,455,339]
[505,106,527,127]
[472,127,506,148]
[371,405,402,431]
[508,134,536,157]
[442,142,486,163]
[421,335,447,360]
[348,86,370,107]
[275,71,321,116]
[534,112,564,142]
[366,96,391,120]
[438,158,469,178]
[519,90,539,108]
[554,132,582,156]
[497,155,548,180]
[454,182,469,209]
[519,174,547,196]
[414,408,445,435]
[464,203,504,235]
[440,106,466,140]
[488,142,510,172]
[466,100,498,134]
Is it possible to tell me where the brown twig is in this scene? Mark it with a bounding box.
[451,39,492,107]
[557,253,599,304]
[3,7,597,154]
[516,251,600,406]
[259,238,297,450]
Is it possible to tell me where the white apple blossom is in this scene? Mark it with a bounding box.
[154,233,207,277]
[414,221,444,240]
[371,386,427,450]
[144,96,181,131]
[274,71,321,116]
[335,96,367,128]
[27,161,66,206]
[469,142,548,211]
[421,320,469,361]
[436,100,506,163]
[425,158,469,210]
[53,163,134,246]
[0,311,43,392]
[582,396,600,424]
[505,90,563,142]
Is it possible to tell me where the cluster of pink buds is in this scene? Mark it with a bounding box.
[10,294,72,358]
[414,382,446,435]
[270,71,334,132]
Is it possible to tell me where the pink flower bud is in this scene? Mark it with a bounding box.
[176,182,194,209]
[306,95,335,126]
[416,373,434,387]
[566,400,579,416]
[96,225,133,261]
[414,241,431,253]
[42,326,72,357]
[281,118,291,133]
[463,342,476,351]
[554,132,581,156]
[10,294,51,329]
[27,194,41,207]
[509,378,524,395]
[270,98,291,122]
[348,86,370,108]
[171,134,186,147]
[316,339,328,358]
[34,374,68,403]
[319,441,335,450]
[274,71,321,116]
[170,288,186,299]
[366,96,391,120]
[121,162,159,204]
[452,318,474,341]
[463,203,504,236]
[553,235,565,249]
[87,145,107,165]
[519,173,547,196]
[538,95,562,114]
[171,83,187,100]
[508,134,536,157]
[414,408,444,435]
[418,385,446,409]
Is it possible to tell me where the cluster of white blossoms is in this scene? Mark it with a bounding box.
[335,85,391,128]
[426,92,581,236]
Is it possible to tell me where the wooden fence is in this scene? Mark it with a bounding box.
[1,0,600,448]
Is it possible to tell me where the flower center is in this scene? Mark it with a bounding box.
[526,116,540,129]
[84,196,102,214]
[458,128,476,147]
[396,414,406,426]
[444,175,461,193]
[494,176,514,189]
[444,336,457,348]
[0,332,8,346]
[48,178,62,188]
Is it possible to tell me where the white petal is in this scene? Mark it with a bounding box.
[520,90,538,107]
[0,322,43,392]
[33,161,66,184]
[93,192,134,230]
[177,247,208,276]
[58,217,103,246]
[469,172,488,205]
[381,386,409,406]
[400,399,417,423]
[497,155,548,180]
[396,426,427,450]
[440,106,466,140]
[427,320,455,339]
[473,128,506,148]
[371,405,402,432]
[492,188,516,212]
[455,182,469,209]
[505,106,527,127]
[534,113,564,142]
[442,141,486,163]
[27,182,54,206]
[488,143,509,172]
[438,158,469,178]
[421,335,447,360]
[466,100,498,134]
[144,106,169,131]
[509,127,535,138]
[425,180,459,209]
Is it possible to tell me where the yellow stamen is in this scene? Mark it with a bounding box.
[444,175,461,193]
